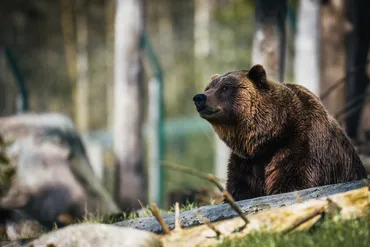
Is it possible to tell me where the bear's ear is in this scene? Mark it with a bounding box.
[247,64,268,88]
[210,74,220,80]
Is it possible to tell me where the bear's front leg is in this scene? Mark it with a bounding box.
[264,153,319,195]
[224,152,266,202]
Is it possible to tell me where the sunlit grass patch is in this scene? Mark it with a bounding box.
[218,210,370,247]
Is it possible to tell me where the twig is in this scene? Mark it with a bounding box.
[174,202,182,231]
[320,77,346,101]
[319,59,370,101]
[295,191,303,203]
[196,211,222,239]
[137,199,150,217]
[209,175,250,225]
[337,94,370,124]
[334,92,369,119]
[161,161,226,183]
[161,162,250,225]
[282,207,325,234]
[149,203,171,235]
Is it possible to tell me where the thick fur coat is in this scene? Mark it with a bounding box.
[193,64,367,201]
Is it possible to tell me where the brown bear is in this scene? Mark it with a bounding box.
[193,64,367,201]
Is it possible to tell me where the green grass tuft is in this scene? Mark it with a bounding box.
[80,200,199,224]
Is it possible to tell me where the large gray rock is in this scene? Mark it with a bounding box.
[0,113,119,230]
[27,223,162,247]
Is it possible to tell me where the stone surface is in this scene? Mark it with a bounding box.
[27,223,162,247]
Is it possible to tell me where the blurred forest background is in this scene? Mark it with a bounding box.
[0,0,369,214]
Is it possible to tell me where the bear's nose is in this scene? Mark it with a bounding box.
[193,93,207,104]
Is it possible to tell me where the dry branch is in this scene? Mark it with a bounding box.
[282,206,325,234]
[149,203,171,235]
[196,212,222,239]
[319,58,369,101]
[162,163,249,225]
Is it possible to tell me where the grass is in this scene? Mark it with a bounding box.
[218,213,370,247]
[80,200,199,224]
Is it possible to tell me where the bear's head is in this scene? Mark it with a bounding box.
[193,64,269,125]
[193,64,287,157]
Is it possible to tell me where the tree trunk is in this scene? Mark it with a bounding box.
[0,48,17,116]
[59,0,77,119]
[319,0,348,119]
[76,0,89,133]
[194,0,212,59]
[294,0,320,96]
[345,0,370,140]
[113,0,146,210]
[252,0,287,82]
[105,0,115,129]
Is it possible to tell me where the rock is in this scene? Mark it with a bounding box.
[27,223,162,247]
[0,113,119,231]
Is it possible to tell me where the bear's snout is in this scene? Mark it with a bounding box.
[193,93,207,111]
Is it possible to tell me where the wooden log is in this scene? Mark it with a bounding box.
[113,179,370,234]
[162,185,370,247]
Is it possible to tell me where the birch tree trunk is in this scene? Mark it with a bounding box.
[194,0,212,59]
[114,0,146,210]
[294,0,320,96]
[252,0,287,82]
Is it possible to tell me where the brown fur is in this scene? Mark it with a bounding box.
[194,64,367,201]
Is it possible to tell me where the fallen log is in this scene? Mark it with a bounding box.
[161,185,370,247]
[113,179,370,233]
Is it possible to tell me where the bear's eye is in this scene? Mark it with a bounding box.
[221,86,228,92]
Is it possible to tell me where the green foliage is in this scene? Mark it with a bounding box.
[218,211,370,247]
[213,0,254,26]
[210,0,255,71]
